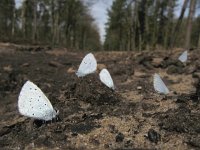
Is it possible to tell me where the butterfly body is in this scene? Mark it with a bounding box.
[99,69,115,89]
[153,73,169,94]
[18,81,58,121]
[178,50,187,63]
[76,53,97,77]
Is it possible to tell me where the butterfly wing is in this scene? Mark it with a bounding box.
[178,51,187,63]
[99,69,114,89]
[18,81,57,121]
[153,74,169,94]
[76,53,97,77]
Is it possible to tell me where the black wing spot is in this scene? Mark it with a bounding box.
[35,88,37,91]
[45,104,47,106]
[39,96,41,98]
[32,113,34,116]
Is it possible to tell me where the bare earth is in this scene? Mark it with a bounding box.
[0,43,200,150]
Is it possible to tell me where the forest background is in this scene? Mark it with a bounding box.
[0,0,199,51]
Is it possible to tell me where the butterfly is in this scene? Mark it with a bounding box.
[99,69,115,90]
[178,50,187,63]
[18,81,58,121]
[76,53,97,77]
[153,73,169,94]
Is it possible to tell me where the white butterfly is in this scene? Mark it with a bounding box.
[76,53,97,77]
[99,69,115,90]
[178,50,187,63]
[18,81,58,121]
[153,73,169,94]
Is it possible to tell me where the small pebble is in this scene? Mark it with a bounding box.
[147,129,161,143]
[116,132,124,142]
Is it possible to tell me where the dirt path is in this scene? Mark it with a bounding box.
[0,46,200,149]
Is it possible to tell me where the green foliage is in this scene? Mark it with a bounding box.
[0,0,15,40]
[0,0,199,51]
[104,0,132,51]
[104,0,200,51]
[191,16,200,47]
[0,0,102,51]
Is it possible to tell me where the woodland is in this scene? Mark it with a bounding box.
[0,0,199,51]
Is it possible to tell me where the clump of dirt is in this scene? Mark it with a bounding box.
[176,94,192,103]
[0,119,82,149]
[64,74,120,105]
[111,63,134,77]
[187,135,200,148]
[195,79,200,99]
[0,71,134,149]
[136,54,154,70]
[160,57,184,68]
[17,46,51,52]
[157,104,200,149]
[0,69,26,94]
[146,129,161,143]
[167,65,185,74]
[135,78,154,94]
[158,107,200,133]
[177,79,200,103]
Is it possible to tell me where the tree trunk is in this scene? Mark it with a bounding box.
[51,0,55,45]
[134,1,142,51]
[56,13,60,44]
[164,0,174,49]
[170,0,189,48]
[129,26,133,51]
[32,0,37,43]
[21,0,26,39]
[198,34,200,49]
[119,27,122,50]
[152,0,159,50]
[144,0,149,50]
[132,1,137,50]
[11,5,16,38]
[185,0,196,49]
[138,20,142,51]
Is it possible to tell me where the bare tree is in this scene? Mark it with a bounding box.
[11,1,16,38]
[164,0,175,49]
[32,0,37,43]
[198,35,200,49]
[21,0,26,39]
[185,0,196,49]
[170,0,189,48]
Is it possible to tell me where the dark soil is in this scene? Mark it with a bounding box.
[0,44,200,149]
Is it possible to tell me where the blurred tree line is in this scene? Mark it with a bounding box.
[104,0,200,51]
[0,0,199,51]
[0,0,102,50]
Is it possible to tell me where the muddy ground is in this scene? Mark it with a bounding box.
[0,43,200,149]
